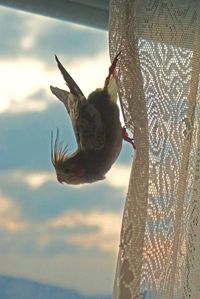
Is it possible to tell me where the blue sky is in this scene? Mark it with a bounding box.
[0,5,133,295]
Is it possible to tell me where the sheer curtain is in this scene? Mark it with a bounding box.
[109,1,200,298]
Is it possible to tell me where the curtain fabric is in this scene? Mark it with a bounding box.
[109,1,200,298]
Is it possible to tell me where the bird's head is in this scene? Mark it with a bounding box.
[51,130,85,185]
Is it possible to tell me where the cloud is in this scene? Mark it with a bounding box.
[24,172,53,189]
[0,99,73,171]
[0,7,29,58]
[0,168,125,223]
[0,53,110,111]
[0,193,27,232]
[26,17,108,64]
[48,210,121,253]
[0,168,124,254]
[0,57,57,113]
[0,98,132,173]
[106,164,132,190]
[8,170,54,189]
[0,5,109,114]
[4,160,131,191]
[67,231,118,253]
[0,6,107,65]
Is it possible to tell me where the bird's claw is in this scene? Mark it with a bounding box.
[108,52,121,78]
[104,52,121,88]
[122,127,136,149]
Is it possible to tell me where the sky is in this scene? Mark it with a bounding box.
[0,5,133,295]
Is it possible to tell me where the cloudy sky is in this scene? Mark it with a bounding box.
[0,5,133,295]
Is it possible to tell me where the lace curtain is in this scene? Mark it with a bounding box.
[109,1,200,298]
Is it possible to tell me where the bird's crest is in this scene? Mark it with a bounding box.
[51,129,69,169]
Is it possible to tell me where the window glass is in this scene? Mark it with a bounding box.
[0,5,132,298]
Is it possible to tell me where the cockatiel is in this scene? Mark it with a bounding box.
[50,53,134,185]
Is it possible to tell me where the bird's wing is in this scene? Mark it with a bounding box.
[51,56,105,150]
[50,85,81,144]
[50,86,105,150]
[55,55,85,99]
[50,86,70,112]
[75,101,105,151]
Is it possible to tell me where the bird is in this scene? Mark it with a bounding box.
[50,53,135,185]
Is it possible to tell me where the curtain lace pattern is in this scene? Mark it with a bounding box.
[109,1,200,298]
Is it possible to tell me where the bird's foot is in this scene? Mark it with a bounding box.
[104,52,121,88]
[108,52,121,78]
[122,127,136,149]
